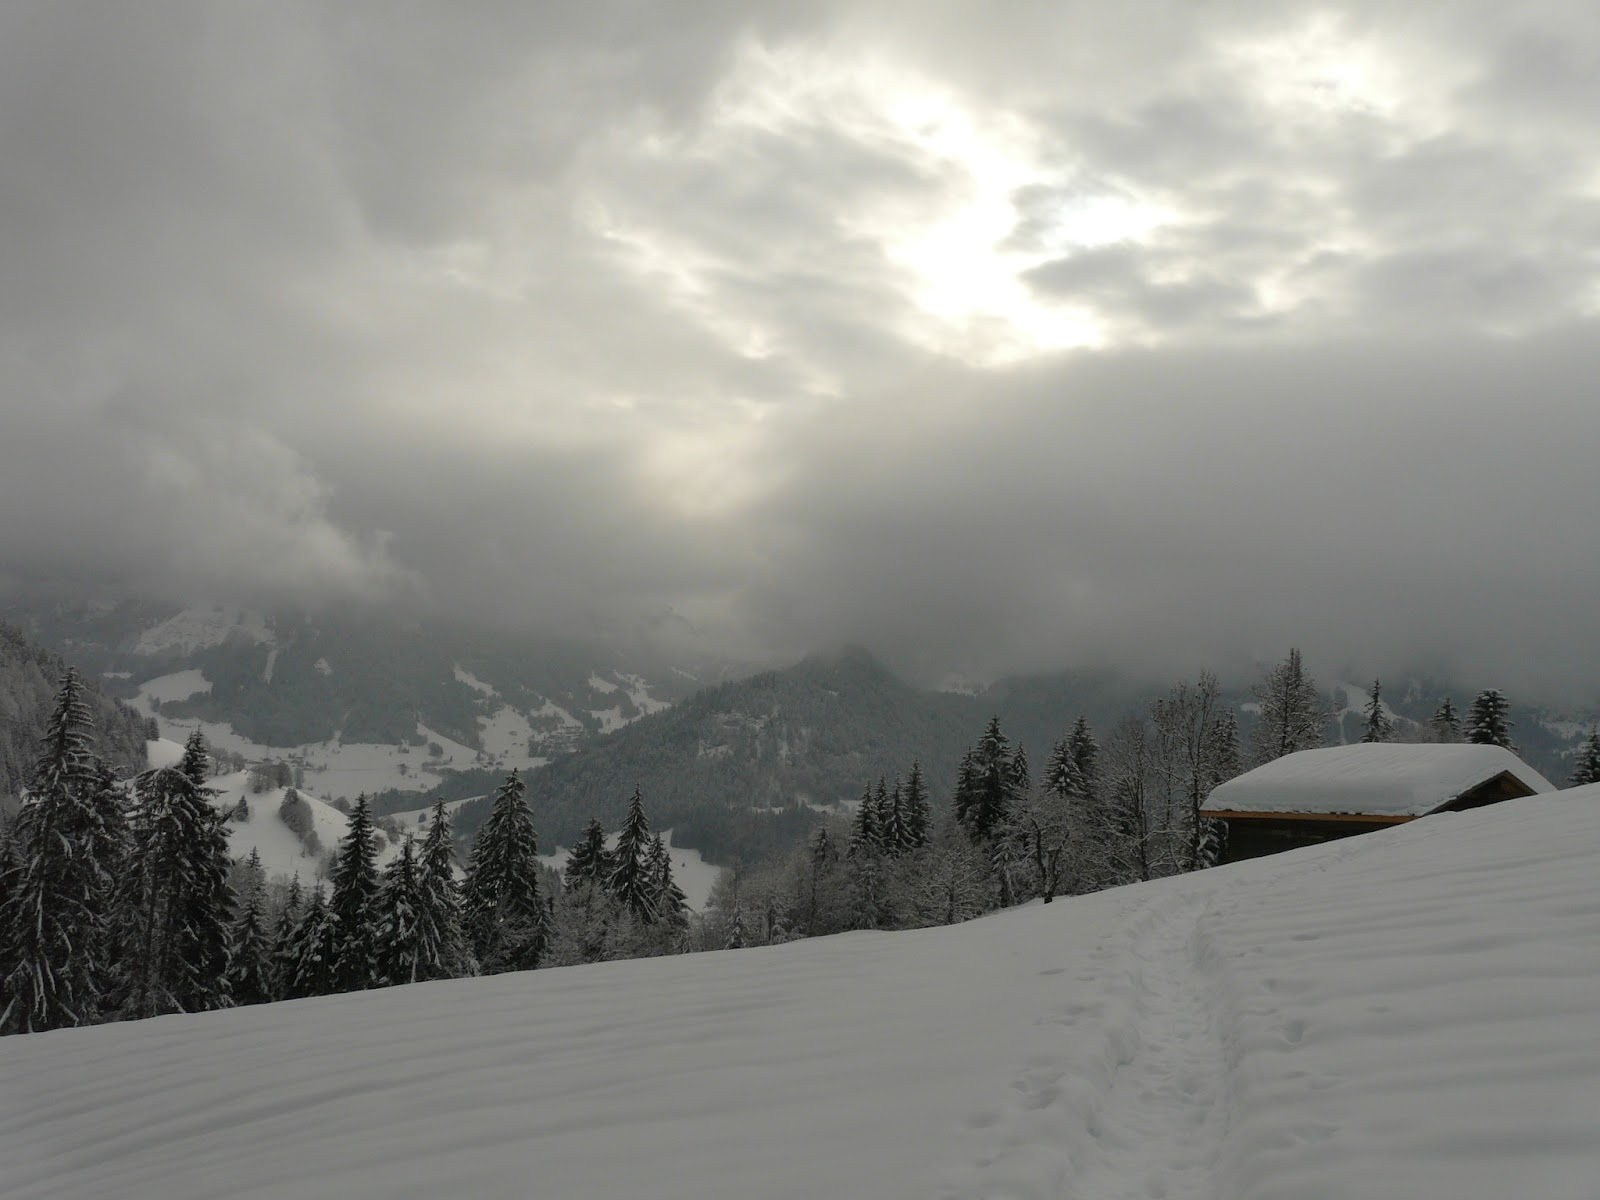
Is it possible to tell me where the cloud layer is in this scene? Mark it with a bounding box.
[2,1,1598,696]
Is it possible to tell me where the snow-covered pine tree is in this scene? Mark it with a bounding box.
[563,818,611,890]
[902,760,931,849]
[1360,679,1394,743]
[848,782,880,857]
[1067,716,1100,799]
[1249,648,1330,765]
[1569,730,1600,786]
[725,904,747,949]
[645,833,687,931]
[269,874,304,1000]
[954,717,1016,842]
[417,799,473,979]
[226,849,274,1006]
[608,789,657,925]
[1009,743,1030,799]
[1431,698,1462,743]
[871,777,894,847]
[376,835,430,986]
[1043,738,1085,804]
[1465,689,1515,750]
[329,794,382,992]
[877,778,912,856]
[0,669,118,1034]
[118,760,236,1019]
[179,730,209,785]
[284,889,339,1000]
[462,770,544,972]
[804,826,838,935]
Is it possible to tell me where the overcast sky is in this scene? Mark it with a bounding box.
[2,2,1599,695]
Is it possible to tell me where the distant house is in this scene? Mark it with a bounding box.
[1202,743,1555,863]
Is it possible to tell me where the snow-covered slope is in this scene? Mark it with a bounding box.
[149,739,400,885]
[4,794,1599,1199]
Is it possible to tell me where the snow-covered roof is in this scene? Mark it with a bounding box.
[1202,742,1555,818]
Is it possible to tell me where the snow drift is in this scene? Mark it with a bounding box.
[3,791,1598,1199]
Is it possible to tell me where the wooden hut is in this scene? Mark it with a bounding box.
[1202,743,1554,863]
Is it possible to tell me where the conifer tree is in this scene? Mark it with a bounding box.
[848,782,880,857]
[463,770,544,972]
[902,760,931,849]
[226,849,274,1006]
[645,833,688,931]
[284,889,339,1000]
[329,795,382,991]
[1043,738,1086,804]
[804,827,837,935]
[1360,679,1394,743]
[564,818,611,890]
[1465,689,1516,750]
[878,778,911,856]
[608,789,657,925]
[1431,698,1462,743]
[1249,648,1329,764]
[1,670,117,1034]
[270,875,304,1000]
[1067,716,1100,800]
[179,729,210,786]
[954,717,1016,842]
[417,799,473,979]
[118,760,236,1018]
[376,835,433,986]
[1009,744,1031,799]
[1569,730,1600,786]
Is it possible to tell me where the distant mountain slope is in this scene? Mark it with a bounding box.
[0,622,156,800]
[1,592,739,802]
[458,651,1588,867]
[458,647,981,863]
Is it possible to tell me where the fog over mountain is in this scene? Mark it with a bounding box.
[3,2,1598,699]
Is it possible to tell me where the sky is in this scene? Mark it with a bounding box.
[2,2,1599,696]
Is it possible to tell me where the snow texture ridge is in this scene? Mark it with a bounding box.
[3,795,1599,1199]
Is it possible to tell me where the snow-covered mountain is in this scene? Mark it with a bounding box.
[5,594,734,807]
[3,789,1596,1198]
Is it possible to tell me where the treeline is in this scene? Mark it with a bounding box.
[0,671,691,1035]
[694,653,1573,945]
[0,622,155,803]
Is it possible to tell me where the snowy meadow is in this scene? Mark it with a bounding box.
[4,792,1597,1199]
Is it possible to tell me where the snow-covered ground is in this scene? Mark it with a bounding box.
[135,671,540,800]
[148,739,401,886]
[5,794,1599,1199]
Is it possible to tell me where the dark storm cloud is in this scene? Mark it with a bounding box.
[2,1,1599,699]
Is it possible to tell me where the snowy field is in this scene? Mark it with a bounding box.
[4,793,1598,1199]
[148,740,403,885]
[135,672,549,800]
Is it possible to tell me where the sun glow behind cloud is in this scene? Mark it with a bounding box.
[607,40,1179,368]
